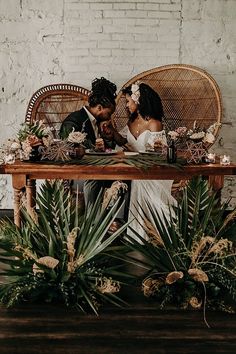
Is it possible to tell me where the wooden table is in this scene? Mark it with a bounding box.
[3,160,236,227]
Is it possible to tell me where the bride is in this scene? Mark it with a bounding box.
[119,82,176,240]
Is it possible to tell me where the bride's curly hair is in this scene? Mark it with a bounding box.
[89,77,117,108]
[123,83,164,122]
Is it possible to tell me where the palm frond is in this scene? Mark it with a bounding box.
[0,180,131,313]
[125,176,236,314]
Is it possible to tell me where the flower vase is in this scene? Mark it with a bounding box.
[29,145,41,162]
[72,144,85,159]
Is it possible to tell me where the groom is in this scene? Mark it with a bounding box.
[60,77,126,149]
[60,77,128,216]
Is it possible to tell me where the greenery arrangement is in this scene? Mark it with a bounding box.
[1,175,235,325]
[125,177,236,326]
[33,153,186,171]
[0,180,130,314]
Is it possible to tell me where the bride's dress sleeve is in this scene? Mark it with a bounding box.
[146,130,167,148]
[118,125,129,138]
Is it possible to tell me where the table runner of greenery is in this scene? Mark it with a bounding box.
[31,154,186,170]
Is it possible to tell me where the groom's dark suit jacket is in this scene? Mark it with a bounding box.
[59,107,96,148]
[60,107,129,220]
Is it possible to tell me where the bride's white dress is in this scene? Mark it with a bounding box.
[119,125,176,241]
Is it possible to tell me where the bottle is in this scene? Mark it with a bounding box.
[167,139,177,163]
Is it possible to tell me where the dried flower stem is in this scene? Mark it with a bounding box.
[202,281,211,328]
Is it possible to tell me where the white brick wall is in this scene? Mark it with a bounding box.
[1,0,236,208]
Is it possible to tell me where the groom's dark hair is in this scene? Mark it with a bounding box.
[88,77,117,109]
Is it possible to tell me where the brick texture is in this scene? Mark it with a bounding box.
[0,0,236,207]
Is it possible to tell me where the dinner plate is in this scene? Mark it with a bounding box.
[124,152,139,156]
[140,150,163,155]
[85,149,117,155]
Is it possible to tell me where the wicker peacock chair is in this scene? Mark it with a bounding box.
[24,83,90,198]
[25,83,90,138]
[112,64,222,138]
[112,64,223,194]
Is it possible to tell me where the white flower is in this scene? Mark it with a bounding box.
[131,82,140,104]
[187,129,193,136]
[189,132,205,140]
[67,131,87,144]
[203,132,215,144]
[168,131,179,140]
[10,141,21,151]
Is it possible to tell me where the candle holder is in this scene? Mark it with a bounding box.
[4,153,15,164]
[220,155,230,166]
[205,152,216,164]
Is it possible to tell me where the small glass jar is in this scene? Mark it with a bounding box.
[220,155,230,165]
[205,152,216,163]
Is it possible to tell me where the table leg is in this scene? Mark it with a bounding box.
[26,179,36,219]
[11,174,27,227]
[208,175,224,191]
[13,188,22,228]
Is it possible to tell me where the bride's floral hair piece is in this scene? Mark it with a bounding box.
[131,81,141,104]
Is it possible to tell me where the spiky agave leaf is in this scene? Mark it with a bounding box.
[174,177,217,248]
[0,180,131,313]
[124,176,236,313]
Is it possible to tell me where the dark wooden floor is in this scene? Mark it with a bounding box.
[0,298,236,354]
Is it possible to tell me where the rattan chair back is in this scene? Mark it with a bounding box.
[113,64,222,139]
[25,84,90,138]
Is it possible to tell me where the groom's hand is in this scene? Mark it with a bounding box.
[100,121,127,147]
[100,121,114,141]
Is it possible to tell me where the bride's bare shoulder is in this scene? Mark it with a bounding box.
[148,119,163,132]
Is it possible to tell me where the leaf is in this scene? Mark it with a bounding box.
[123,176,236,310]
[0,179,131,313]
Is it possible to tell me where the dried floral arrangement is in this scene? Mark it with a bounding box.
[0,180,131,313]
[125,177,236,326]
[168,122,221,148]
[0,121,53,162]
[0,122,88,163]
[167,122,221,163]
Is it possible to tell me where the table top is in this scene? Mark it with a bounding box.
[2,159,236,181]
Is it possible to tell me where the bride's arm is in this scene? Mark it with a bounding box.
[148,119,163,132]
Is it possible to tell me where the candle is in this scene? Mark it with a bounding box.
[220,155,230,165]
[206,152,216,163]
[4,153,15,164]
